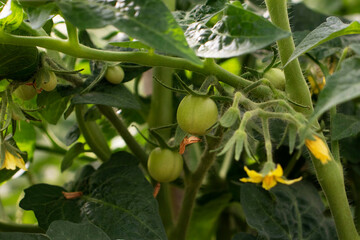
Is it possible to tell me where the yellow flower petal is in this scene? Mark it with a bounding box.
[276,176,303,185]
[243,166,263,183]
[262,176,277,190]
[305,135,331,164]
[271,164,283,177]
[1,151,27,171]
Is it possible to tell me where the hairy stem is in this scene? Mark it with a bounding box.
[0,32,271,98]
[265,0,359,239]
[265,0,312,116]
[169,129,223,240]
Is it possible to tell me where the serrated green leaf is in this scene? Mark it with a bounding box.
[71,83,141,109]
[286,17,360,66]
[20,152,167,240]
[312,57,360,119]
[61,142,84,172]
[57,0,201,65]
[241,182,336,240]
[331,113,360,140]
[182,4,290,58]
[47,220,110,240]
[37,88,71,125]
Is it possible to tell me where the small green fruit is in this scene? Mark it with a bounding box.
[148,148,183,182]
[105,65,125,84]
[176,95,218,135]
[263,68,286,90]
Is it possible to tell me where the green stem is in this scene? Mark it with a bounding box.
[0,32,271,98]
[148,66,175,232]
[0,221,45,233]
[65,21,79,47]
[261,118,273,163]
[169,128,223,240]
[266,1,359,239]
[97,105,148,167]
[265,0,312,116]
[75,105,111,162]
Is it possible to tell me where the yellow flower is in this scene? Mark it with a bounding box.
[305,135,331,164]
[308,76,326,95]
[1,151,27,171]
[240,164,302,190]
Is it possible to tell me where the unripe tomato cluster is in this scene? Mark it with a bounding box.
[13,70,58,101]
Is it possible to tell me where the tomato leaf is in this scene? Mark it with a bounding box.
[20,152,167,240]
[47,220,110,240]
[71,83,141,109]
[312,57,360,120]
[331,113,360,141]
[240,182,336,239]
[177,2,290,58]
[285,17,360,66]
[57,0,201,65]
[37,88,71,125]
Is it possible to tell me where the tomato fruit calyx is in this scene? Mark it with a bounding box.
[176,95,218,136]
[147,148,183,183]
[105,65,125,84]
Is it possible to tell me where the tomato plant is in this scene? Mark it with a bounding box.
[0,0,360,240]
[176,95,218,135]
[147,148,183,182]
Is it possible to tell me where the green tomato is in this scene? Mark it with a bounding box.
[13,84,37,101]
[263,68,286,91]
[147,148,183,183]
[105,65,125,84]
[40,71,57,91]
[177,95,218,135]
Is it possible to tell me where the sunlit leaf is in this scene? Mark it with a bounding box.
[57,0,201,65]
